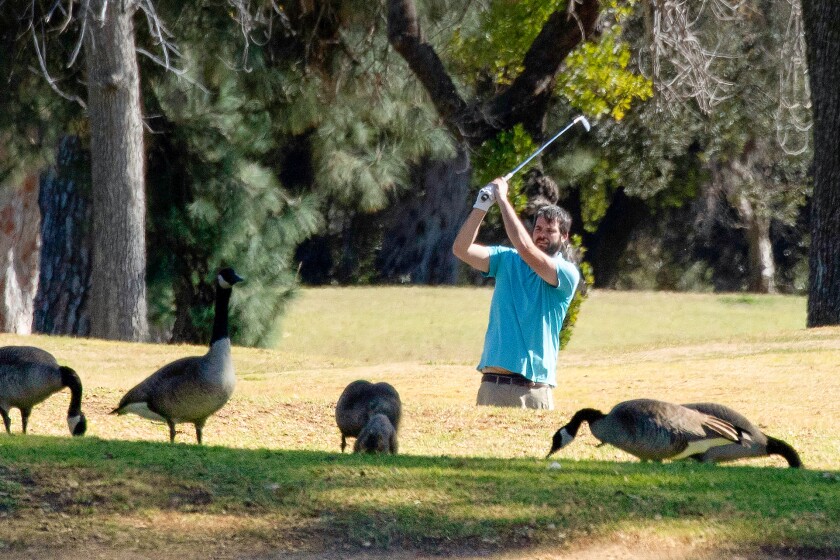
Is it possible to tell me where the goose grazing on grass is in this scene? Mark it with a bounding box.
[353,413,398,454]
[682,402,802,468]
[335,380,401,453]
[112,267,243,444]
[0,346,86,436]
[547,398,751,463]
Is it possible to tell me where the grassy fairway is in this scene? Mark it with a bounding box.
[0,289,838,559]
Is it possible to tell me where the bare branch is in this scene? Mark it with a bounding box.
[66,0,88,68]
[775,0,811,156]
[30,23,86,108]
[647,0,739,114]
[225,0,285,71]
[135,48,210,94]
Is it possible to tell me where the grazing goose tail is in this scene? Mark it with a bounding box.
[60,366,87,436]
[766,436,802,468]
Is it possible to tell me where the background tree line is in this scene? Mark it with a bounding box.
[1,0,837,347]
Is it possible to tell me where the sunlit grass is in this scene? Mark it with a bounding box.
[0,288,837,558]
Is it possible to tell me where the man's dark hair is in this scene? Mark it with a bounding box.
[536,205,572,237]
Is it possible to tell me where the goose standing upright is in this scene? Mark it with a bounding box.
[547,398,751,462]
[0,346,87,436]
[112,267,243,444]
[682,402,802,468]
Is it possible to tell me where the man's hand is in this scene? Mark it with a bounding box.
[473,185,496,212]
[491,177,509,202]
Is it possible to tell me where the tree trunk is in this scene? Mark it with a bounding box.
[0,175,40,334]
[735,194,776,293]
[377,149,471,284]
[33,136,93,335]
[802,0,840,326]
[84,0,149,341]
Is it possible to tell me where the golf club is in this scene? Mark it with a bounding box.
[502,115,591,181]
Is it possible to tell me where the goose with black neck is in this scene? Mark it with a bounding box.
[112,267,243,444]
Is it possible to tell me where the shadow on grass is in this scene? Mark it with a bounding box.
[0,435,838,556]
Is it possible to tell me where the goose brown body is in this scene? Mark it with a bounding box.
[112,268,242,444]
[548,398,750,462]
[0,346,86,436]
[335,380,401,453]
[682,402,801,467]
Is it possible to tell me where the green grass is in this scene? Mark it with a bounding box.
[0,288,837,559]
[275,288,808,362]
[1,437,837,554]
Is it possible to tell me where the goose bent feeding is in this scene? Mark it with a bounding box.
[547,398,751,462]
[682,402,802,468]
[335,380,401,453]
[112,267,243,444]
[354,413,398,454]
[0,346,87,436]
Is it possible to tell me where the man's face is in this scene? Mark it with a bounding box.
[532,216,566,256]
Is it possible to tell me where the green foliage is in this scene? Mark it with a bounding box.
[451,0,566,85]
[144,40,322,347]
[471,124,535,212]
[450,0,651,122]
[312,73,456,212]
[140,0,457,340]
[560,235,594,350]
[558,25,653,121]
[0,8,85,184]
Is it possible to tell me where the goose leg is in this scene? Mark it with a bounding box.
[194,421,205,445]
[20,408,31,434]
[167,419,177,443]
[1,408,10,434]
[341,435,347,453]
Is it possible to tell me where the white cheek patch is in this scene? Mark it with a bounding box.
[67,415,83,432]
[121,403,167,423]
[561,428,575,448]
[671,437,736,460]
[218,274,232,289]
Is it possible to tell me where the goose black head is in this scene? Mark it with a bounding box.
[546,426,575,458]
[68,413,87,436]
[217,268,244,289]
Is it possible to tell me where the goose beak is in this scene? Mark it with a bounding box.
[547,430,562,458]
[232,272,244,284]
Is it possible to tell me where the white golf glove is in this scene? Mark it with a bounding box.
[473,185,496,212]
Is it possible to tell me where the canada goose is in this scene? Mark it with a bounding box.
[335,380,401,453]
[547,398,751,462]
[682,402,802,468]
[353,413,398,454]
[112,267,243,444]
[0,346,87,436]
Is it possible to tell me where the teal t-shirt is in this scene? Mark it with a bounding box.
[477,246,580,387]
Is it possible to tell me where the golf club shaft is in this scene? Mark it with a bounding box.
[502,116,590,181]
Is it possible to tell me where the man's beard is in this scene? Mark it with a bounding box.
[536,238,562,256]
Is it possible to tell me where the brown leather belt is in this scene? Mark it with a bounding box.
[481,373,549,389]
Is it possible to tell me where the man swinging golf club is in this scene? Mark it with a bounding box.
[452,116,588,409]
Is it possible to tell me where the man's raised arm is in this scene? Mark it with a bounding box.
[492,177,560,286]
[452,186,495,273]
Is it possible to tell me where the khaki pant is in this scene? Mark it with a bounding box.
[476,381,554,410]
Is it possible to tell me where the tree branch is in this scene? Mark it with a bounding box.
[387,0,601,145]
[487,0,601,136]
[386,0,471,140]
